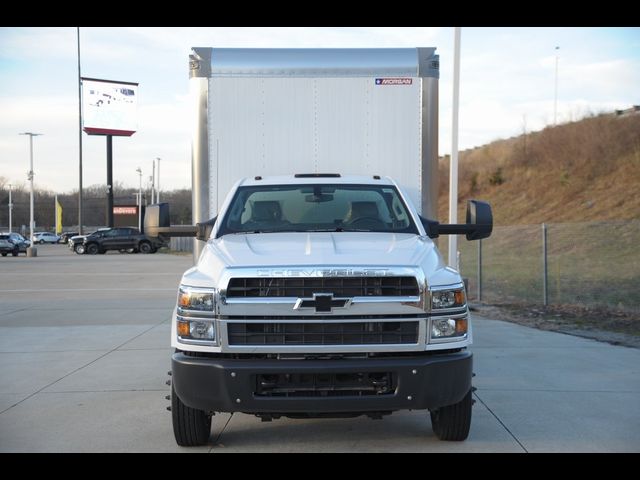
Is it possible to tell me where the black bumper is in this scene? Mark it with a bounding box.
[172,351,472,414]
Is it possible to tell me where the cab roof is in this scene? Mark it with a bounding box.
[237,174,397,187]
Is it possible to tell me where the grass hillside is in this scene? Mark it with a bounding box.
[437,112,640,225]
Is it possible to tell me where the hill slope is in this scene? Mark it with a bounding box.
[437,112,640,225]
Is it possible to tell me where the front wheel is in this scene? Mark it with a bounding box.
[171,384,212,446]
[430,389,473,441]
[138,241,152,254]
[74,244,85,254]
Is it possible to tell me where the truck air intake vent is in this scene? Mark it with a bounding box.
[226,277,419,298]
[228,321,418,346]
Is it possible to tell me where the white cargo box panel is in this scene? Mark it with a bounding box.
[189,48,439,228]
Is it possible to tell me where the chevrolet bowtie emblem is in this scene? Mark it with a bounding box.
[293,293,352,313]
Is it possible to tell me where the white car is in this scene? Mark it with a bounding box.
[32,232,60,244]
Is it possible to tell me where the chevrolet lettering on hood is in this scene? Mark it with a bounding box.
[256,268,392,277]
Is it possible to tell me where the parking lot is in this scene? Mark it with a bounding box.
[0,244,639,452]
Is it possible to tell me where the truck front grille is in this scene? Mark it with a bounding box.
[227,321,418,346]
[226,277,419,298]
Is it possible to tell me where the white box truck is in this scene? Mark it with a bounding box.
[146,48,493,446]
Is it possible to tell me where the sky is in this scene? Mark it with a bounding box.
[0,26,639,194]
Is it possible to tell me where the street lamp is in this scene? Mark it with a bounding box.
[156,157,161,202]
[151,159,156,204]
[19,132,42,257]
[136,167,142,231]
[7,184,13,233]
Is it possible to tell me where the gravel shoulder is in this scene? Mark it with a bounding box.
[471,303,640,349]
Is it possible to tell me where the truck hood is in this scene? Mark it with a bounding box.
[208,232,437,268]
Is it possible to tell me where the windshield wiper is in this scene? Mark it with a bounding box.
[230,229,308,235]
[306,228,372,232]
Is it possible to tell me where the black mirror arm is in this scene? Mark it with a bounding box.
[418,216,441,239]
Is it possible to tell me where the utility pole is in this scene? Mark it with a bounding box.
[554,46,560,125]
[19,132,42,257]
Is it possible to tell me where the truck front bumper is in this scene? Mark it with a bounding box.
[172,350,472,414]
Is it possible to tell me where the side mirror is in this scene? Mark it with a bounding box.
[419,199,493,241]
[465,200,492,240]
[144,203,215,242]
[196,216,217,242]
[144,203,171,238]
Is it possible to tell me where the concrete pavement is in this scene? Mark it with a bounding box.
[0,244,638,452]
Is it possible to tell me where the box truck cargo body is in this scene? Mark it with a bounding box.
[189,47,440,258]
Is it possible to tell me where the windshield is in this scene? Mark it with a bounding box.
[218,183,418,236]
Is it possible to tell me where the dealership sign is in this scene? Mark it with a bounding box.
[114,206,138,215]
[82,77,138,136]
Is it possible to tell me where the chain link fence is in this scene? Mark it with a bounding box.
[170,236,194,253]
[441,220,640,312]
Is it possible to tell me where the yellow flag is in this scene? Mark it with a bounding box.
[55,197,63,235]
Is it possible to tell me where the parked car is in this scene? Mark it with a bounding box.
[69,228,110,254]
[0,238,19,257]
[32,232,60,244]
[59,231,79,244]
[80,227,166,255]
[0,233,30,253]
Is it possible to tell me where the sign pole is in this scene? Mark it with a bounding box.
[106,135,114,227]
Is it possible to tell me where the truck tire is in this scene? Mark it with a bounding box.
[139,241,152,254]
[86,243,99,255]
[430,389,472,441]
[171,384,211,446]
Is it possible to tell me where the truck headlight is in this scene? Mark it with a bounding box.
[176,286,217,345]
[431,316,468,339]
[178,287,215,312]
[177,318,216,342]
[431,287,466,310]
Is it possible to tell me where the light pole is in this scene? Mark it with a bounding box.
[77,27,84,235]
[136,167,142,231]
[448,27,461,269]
[156,157,161,202]
[554,46,560,125]
[20,132,42,257]
[7,184,13,233]
[151,159,156,203]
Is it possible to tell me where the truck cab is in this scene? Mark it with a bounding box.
[148,173,492,446]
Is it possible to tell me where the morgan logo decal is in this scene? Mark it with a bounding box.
[375,78,412,85]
